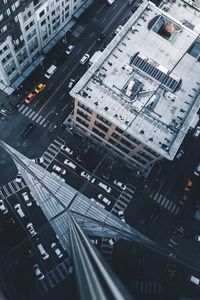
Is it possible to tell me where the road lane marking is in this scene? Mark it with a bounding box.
[100,17,106,24]
[60,93,66,100]
[37,2,127,114]
[89,32,95,38]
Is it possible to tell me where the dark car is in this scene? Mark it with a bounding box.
[22,123,34,138]
[97,33,106,43]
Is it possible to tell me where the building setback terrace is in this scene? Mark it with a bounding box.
[71,0,200,160]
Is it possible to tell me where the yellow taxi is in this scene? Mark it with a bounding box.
[34,83,46,94]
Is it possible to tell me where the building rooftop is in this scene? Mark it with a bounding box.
[71,0,200,159]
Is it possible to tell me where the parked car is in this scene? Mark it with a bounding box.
[114,180,126,190]
[15,173,22,183]
[65,44,75,55]
[98,182,112,193]
[68,79,75,89]
[188,274,200,286]
[98,194,111,205]
[90,198,105,209]
[115,25,123,35]
[52,165,66,175]
[33,264,44,280]
[36,243,49,260]
[91,239,98,245]
[22,123,34,138]
[194,163,200,176]
[34,83,46,94]
[51,242,63,258]
[184,179,192,191]
[61,145,73,155]
[35,157,44,164]
[193,126,200,138]
[14,203,25,218]
[176,149,184,159]
[80,53,90,65]
[108,237,118,246]
[22,192,32,207]
[27,223,37,236]
[0,199,8,214]
[195,234,200,242]
[64,159,76,169]
[108,0,115,4]
[24,92,36,104]
[80,171,91,180]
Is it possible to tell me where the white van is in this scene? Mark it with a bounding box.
[64,159,76,169]
[37,243,49,260]
[188,274,200,286]
[45,65,57,79]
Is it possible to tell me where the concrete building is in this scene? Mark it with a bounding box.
[0,0,93,92]
[70,0,200,174]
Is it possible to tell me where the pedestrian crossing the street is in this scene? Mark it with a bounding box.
[19,104,50,128]
[0,179,26,199]
[132,280,162,296]
[41,137,65,168]
[37,257,73,294]
[149,190,180,215]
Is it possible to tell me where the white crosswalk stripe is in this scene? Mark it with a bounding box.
[41,139,62,169]
[19,105,50,128]
[150,190,180,215]
[0,180,27,199]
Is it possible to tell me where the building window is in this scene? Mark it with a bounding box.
[39,10,45,17]
[109,138,116,145]
[143,146,160,157]
[112,132,120,139]
[120,138,135,149]
[115,127,123,134]
[92,127,105,138]
[94,121,108,133]
[124,132,140,145]
[96,114,112,126]
[117,144,130,154]
[41,19,46,26]
[77,109,91,121]
[78,102,92,113]
[76,117,88,128]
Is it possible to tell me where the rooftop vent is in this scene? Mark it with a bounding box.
[104,107,108,111]
[140,130,144,134]
[94,101,98,106]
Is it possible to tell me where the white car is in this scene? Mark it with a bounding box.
[14,203,25,218]
[80,171,91,180]
[98,182,112,193]
[52,165,66,175]
[65,44,75,55]
[108,237,118,246]
[194,163,200,176]
[188,274,200,286]
[0,199,8,214]
[26,223,37,236]
[98,194,111,205]
[108,0,115,4]
[64,159,76,169]
[80,53,90,65]
[33,264,44,280]
[195,235,200,242]
[22,192,32,207]
[193,126,200,138]
[118,210,125,222]
[61,145,73,155]
[35,157,44,164]
[114,180,126,190]
[68,79,75,89]
[51,172,65,182]
[115,25,123,35]
[15,173,22,183]
[51,242,63,258]
[90,198,105,209]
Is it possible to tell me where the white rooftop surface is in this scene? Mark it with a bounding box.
[71,1,200,159]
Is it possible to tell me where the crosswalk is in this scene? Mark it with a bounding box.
[0,179,26,199]
[111,184,136,219]
[19,104,50,128]
[132,280,162,296]
[149,190,180,215]
[37,257,73,294]
[41,137,65,168]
